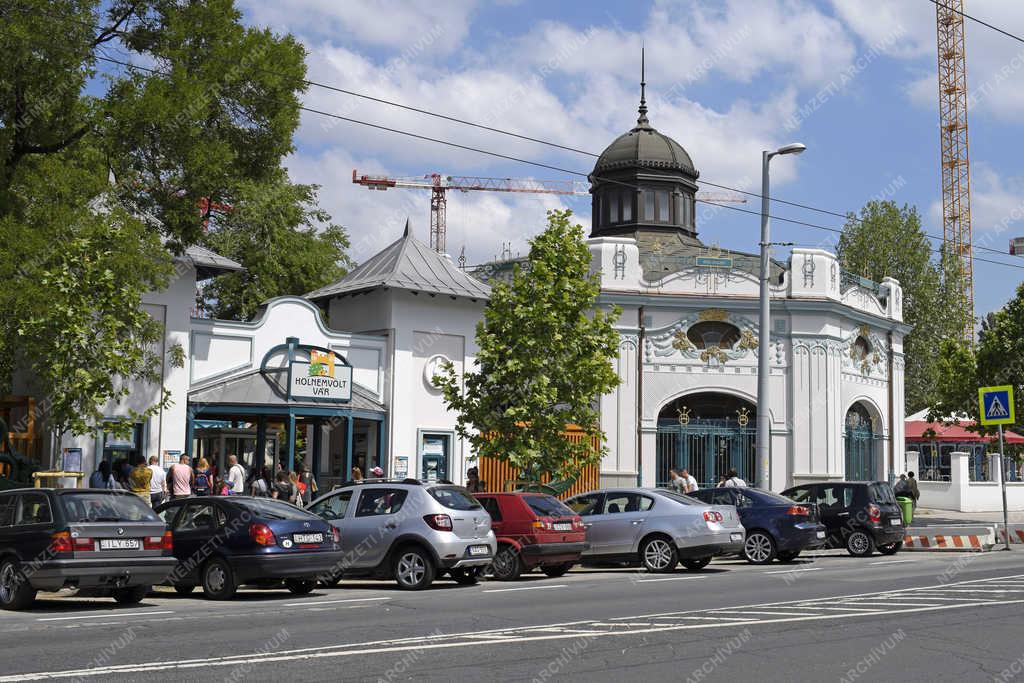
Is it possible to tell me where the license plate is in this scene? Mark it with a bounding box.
[293,533,324,544]
[99,538,140,550]
[816,530,826,539]
[730,532,743,542]
[469,545,490,556]
[890,519,902,527]
[553,522,572,531]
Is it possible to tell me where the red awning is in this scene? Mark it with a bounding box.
[905,420,1024,444]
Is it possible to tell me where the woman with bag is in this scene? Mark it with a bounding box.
[194,457,213,496]
[250,467,272,497]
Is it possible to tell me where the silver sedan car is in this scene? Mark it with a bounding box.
[564,488,745,572]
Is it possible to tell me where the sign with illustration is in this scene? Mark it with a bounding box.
[978,385,1015,426]
[290,348,352,401]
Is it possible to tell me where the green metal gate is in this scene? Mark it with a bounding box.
[656,419,757,488]
[844,404,879,481]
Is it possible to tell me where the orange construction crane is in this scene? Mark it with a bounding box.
[936,0,974,340]
[353,169,744,253]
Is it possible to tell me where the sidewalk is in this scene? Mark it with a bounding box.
[910,507,1024,527]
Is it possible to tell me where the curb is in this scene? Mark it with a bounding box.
[902,525,996,551]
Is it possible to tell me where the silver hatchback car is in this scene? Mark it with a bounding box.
[564,488,745,572]
[308,480,497,590]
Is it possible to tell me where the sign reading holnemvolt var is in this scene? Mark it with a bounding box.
[978,385,1015,426]
[290,349,352,401]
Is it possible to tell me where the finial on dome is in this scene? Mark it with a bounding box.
[637,45,649,127]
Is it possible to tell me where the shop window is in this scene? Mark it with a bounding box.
[686,321,741,350]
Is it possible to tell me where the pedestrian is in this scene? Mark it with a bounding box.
[194,457,213,496]
[465,466,487,493]
[289,471,305,507]
[211,475,230,496]
[893,474,910,496]
[370,466,384,478]
[907,471,920,509]
[351,466,364,483]
[272,470,297,503]
[667,469,685,493]
[128,458,153,504]
[680,468,699,494]
[147,455,167,507]
[88,461,118,489]
[226,455,245,497]
[719,469,747,488]
[250,467,272,497]
[168,453,194,499]
[298,464,317,505]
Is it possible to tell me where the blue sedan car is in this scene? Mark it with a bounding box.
[155,496,345,599]
[688,488,826,564]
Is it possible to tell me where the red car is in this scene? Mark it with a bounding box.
[473,492,588,580]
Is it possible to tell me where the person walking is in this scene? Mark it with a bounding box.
[226,455,246,497]
[147,456,167,507]
[667,469,686,494]
[719,469,747,488]
[465,467,487,493]
[907,471,921,509]
[89,461,118,489]
[680,468,699,494]
[128,458,153,504]
[297,465,317,506]
[194,457,213,496]
[250,467,272,497]
[168,454,194,500]
[272,470,296,504]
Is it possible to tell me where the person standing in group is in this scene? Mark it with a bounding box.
[250,467,273,497]
[147,456,167,507]
[128,458,153,503]
[168,453,194,499]
[194,457,213,496]
[298,464,317,506]
[226,455,245,497]
[211,475,230,496]
[680,468,699,494]
[89,461,118,489]
[719,469,747,488]
[272,470,296,503]
[351,466,364,483]
[667,469,685,494]
[907,471,921,509]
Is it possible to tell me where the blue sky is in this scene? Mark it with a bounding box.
[237,0,1024,316]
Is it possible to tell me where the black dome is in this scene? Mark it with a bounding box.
[593,122,697,177]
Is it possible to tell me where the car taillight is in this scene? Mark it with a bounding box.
[573,517,584,529]
[867,503,881,523]
[144,531,173,551]
[703,511,724,523]
[532,518,553,530]
[331,527,341,544]
[50,531,74,553]
[786,506,809,516]
[424,514,453,531]
[249,523,277,546]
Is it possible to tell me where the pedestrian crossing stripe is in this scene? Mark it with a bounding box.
[978,385,1015,426]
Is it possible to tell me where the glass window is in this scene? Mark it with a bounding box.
[657,191,670,222]
[596,196,603,225]
[643,191,654,220]
[60,492,161,523]
[709,490,735,506]
[602,492,654,514]
[429,486,481,511]
[311,490,352,521]
[0,495,16,526]
[157,503,183,525]
[621,192,632,221]
[524,495,574,518]
[734,492,755,509]
[785,487,814,504]
[609,193,620,224]
[654,491,701,506]
[817,485,855,509]
[355,489,408,517]
[565,493,602,516]
[176,504,218,531]
[233,498,322,521]
[17,493,52,525]
[687,321,742,350]
[477,496,502,521]
[868,483,896,504]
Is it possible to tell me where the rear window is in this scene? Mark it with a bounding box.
[748,490,801,506]
[232,498,322,521]
[653,490,701,506]
[869,483,896,504]
[60,493,161,523]
[429,486,482,511]
[524,495,574,518]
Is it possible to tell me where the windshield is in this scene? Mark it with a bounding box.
[524,495,575,518]
[232,498,322,521]
[653,490,702,506]
[60,492,161,523]
[429,486,482,511]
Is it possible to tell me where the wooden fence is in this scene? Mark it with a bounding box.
[475,429,602,499]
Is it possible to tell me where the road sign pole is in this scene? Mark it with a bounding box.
[998,424,1011,551]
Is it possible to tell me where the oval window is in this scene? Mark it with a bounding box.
[686,321,741,349]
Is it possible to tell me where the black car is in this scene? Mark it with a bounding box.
[780,481,905,557]
[688,487,827,564]
[155,496,345,600]
[0,488,176,610]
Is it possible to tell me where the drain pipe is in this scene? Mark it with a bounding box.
[637,305,645,487]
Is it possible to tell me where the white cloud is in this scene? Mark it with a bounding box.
[927,164,1024,255]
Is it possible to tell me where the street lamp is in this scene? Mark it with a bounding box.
[757,142,806,490]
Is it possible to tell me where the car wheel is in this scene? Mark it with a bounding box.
[490,545,523,581]
[846,530,875,557]
[393,547,435,590]
[0,559,36,611]
[285,579,316,595]
[541,562,574,578]
[201,558,238,600]
[450,567,483,585]
[640,536,678,573]
[680,557,711,571]
[112,585,149,605]
[173,584,196,595]
[743,531,777,564]
[776,550,801,563]
[877,541,903,556]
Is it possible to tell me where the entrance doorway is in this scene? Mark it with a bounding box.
[845,403,880,481]
[656,393,757,488]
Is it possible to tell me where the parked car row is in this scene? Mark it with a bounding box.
[0,479,905,609]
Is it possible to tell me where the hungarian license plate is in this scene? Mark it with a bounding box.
[730,532,743,542]
[469,545,490,556]
[293,533,324,544]
[890,518,902,527]
[553,522,572,531]
[816,530,826,539]
[99,538,140,550]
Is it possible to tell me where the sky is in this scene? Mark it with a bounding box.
[236,0,1024,316]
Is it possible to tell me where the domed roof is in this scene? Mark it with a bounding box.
[594,123,696,175]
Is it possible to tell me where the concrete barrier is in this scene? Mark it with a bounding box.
[903,525,997,551]
[996,524,1024,544]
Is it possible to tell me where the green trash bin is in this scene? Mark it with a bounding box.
[896,496,913,525]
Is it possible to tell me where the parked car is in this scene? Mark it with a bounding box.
[562,488,744,572]
[0,488,176,610]
[154,496,344,600]
[780,481,905,557]
[687,487,826,564]
[472,492,587,580]
[308,479,496,590]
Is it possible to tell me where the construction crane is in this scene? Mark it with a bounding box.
[352,170,745,254]
[936,0,974,341]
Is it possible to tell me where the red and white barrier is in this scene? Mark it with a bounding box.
[901,526,997,550]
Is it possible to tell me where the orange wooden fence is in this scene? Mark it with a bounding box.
[475,430,602,499]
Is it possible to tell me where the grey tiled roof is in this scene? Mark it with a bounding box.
[189,369,385,414]
[181,245,244,280]
[306,220,490,301]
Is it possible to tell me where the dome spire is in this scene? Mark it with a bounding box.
[637,45,650,128]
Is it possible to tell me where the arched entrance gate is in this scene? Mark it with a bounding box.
[656,393,758,488]
[844,402,881,481]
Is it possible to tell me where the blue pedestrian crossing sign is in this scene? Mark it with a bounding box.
[978,385,1015,426]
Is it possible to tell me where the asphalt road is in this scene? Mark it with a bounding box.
[0,549,1023,682]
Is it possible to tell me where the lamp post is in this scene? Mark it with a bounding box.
[757,143,806,490]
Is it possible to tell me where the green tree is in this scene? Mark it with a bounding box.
[837,201,965,412]
[434,210,621,483]
[199,173,352,320]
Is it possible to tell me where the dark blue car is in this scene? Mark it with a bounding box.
[688,488,826,564]
[155,496,344,600]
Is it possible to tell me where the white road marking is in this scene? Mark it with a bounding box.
[283,597,390,607]
[765,567,822,575]
[634,576,707,583]
[482,584,567,594]
[869,559,915,565]
[36,610,173,622]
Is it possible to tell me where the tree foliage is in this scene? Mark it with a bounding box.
[434,210,621,482]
